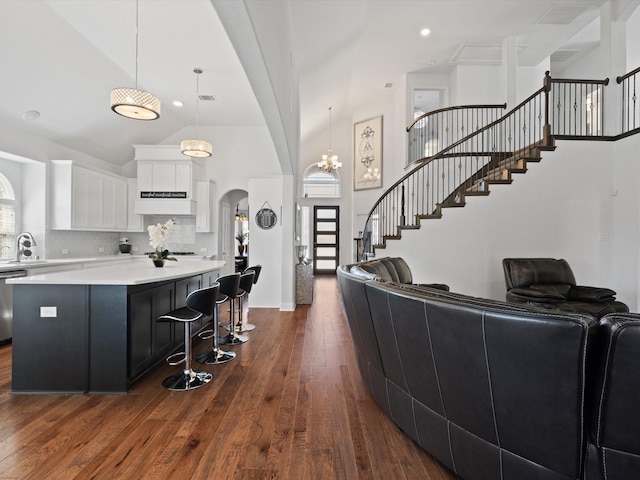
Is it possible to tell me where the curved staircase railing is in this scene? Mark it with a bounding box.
[407,103,507,166]
[360,71,618,259]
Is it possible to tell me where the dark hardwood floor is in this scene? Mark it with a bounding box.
[0,276,457,479]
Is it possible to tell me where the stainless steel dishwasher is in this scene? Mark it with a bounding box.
[0,269,27,345]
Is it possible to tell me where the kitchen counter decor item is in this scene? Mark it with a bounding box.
[147,220,177,266]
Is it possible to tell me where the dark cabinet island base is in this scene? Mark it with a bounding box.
[11,269,219,394]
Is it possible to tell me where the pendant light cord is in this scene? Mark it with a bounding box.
[194,68,202,137]
[135,0,139,89]
[329,106,332,150]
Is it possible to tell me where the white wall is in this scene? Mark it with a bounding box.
[382,135,640,311]
[248,177,283,308]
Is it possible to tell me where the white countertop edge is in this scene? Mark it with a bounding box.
[7,260,226,286]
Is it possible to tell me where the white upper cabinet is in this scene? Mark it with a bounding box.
[51,160,127,231]
[125,178,145,232]
[196,180,216,233]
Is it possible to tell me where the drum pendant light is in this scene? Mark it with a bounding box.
[181,68,212,158]
[110,0,160,120]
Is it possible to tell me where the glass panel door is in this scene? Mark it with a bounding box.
[313,206,339,275]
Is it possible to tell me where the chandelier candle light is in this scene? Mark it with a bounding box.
[181,68,212,158]
[148,219,177,267]
[318,106,342,172]
[110,0,160,120]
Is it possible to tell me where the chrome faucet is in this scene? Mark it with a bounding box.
[16,232,37,262]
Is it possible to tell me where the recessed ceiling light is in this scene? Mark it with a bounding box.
[172,100,184,107]
[420,28,431,37]
[21,110,40,121]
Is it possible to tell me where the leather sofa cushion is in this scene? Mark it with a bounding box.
[506,287,566,304]
[504,258,577,289]
[530,284,572,299]
[349,265,379,280]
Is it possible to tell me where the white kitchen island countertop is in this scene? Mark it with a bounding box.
[7,259,225,285]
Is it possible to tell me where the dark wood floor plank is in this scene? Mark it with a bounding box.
[0,277,457,480]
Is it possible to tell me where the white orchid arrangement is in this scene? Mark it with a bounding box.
[147,219,177,262]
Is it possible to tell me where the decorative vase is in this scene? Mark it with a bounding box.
[153,259,165,268]
[238,244,245,256]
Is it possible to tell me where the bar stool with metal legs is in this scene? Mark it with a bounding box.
[238,264,261,332]
[227,269,255,334]
[157,282,219,391]
[220,271,251,346]
[196,273,240,365]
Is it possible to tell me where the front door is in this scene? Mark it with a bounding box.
[313,206,339,275]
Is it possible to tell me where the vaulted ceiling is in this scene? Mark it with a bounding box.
[0,0,616,168]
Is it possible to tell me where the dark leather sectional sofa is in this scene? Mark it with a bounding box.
[337,257,640,480]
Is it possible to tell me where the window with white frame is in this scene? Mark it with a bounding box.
[302,164,341,198]
[0,173,16,260]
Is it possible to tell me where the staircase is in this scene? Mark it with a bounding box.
[360,68,640,259]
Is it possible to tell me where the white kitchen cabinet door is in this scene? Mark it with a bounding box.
[126,178,145,232]
[103,176,127,229]
[51,160,128,232]
[196,181,216,232]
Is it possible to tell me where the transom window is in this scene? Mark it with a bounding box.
[302,164,341,198]
[0,173,16,260]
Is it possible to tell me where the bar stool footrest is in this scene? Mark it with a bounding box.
[166,351,186,366]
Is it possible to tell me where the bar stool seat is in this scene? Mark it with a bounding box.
[158,282,219,391]
[197,273,240,363]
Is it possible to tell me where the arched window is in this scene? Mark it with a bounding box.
[0,173,16,259]
[302,164,341,198]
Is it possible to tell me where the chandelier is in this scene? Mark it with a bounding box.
[110,0,160,120]
[318,107,342,172]
[234,203,248,221]
[181,68,213,158]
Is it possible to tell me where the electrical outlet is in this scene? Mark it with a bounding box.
[40,306,57,318]
[132,246,139,252]
[98,247,104,253]
[200,247,207,252]
[61,249,68,255]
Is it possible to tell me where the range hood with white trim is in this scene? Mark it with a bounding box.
[133,145,202,216]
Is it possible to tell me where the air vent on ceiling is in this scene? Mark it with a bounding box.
[198,94,216,101]
[536,5,589,25]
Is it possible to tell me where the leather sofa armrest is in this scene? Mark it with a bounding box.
[507,287,566,303]
[569,286,616,302]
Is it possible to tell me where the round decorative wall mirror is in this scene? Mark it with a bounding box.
[255,202,277,230]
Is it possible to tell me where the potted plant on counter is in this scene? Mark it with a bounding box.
[147,219,177,267]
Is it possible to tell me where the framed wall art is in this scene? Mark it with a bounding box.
[353,115,383,191]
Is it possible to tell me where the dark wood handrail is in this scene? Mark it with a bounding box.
[406,103,507,132]
[364,86,546,224]
[617,65,640,83]
[550,77,610,86]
